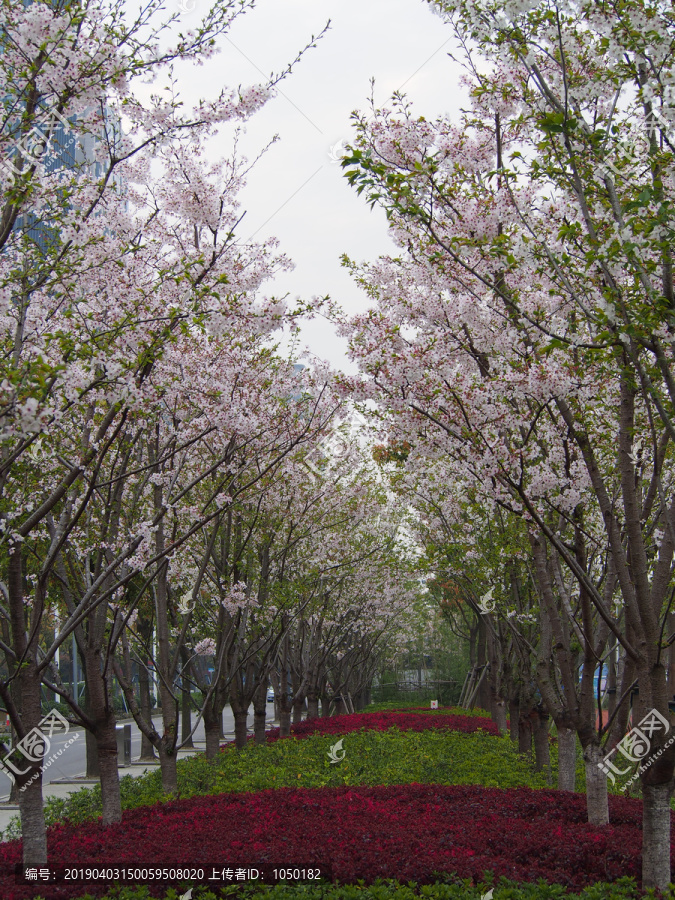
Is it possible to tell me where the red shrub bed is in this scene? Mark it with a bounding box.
[262,711,499,741]
[0,784,664,899]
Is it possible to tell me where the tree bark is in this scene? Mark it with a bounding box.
[85,728,100,778]
[307,696,319,719]
[18,775,47,867]
[253,684,267,745]
[642,783,673,891]
[180,648,194,749]
[82,683,100,778]
[557,726,576,791]
[81,645,122,825]
[292,697,304,724]
[254,710,266,745]
[667,612,675,703]
[152,479,179,793]
[583,743,609,825]
[518,711,533,759]
[13,662,47,863]
[509,699,519,744]
[157,742,178,794]
[96,713,122,826]
[137,621,156,761]
[493,699,508,735]
[204,705,221,759]
[234,709,248,749]
[533,710,551,780]
[477,622,490,711]
[279,708,291,736]
[8,551,48,866]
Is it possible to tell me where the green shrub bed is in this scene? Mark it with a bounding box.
[5,727,558,836]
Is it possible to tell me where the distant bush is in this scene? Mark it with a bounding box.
[40,700,73,719]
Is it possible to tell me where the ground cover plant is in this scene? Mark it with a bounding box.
[4,714,548,834]
[0,784,670,900]
[261,710,500,741]
[74,878,675,900]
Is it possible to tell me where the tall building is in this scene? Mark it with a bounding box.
[2,98,124,251]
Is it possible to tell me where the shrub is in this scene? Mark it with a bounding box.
[8,724,554,835]
[0,784,667,899]
[262,711,499,741]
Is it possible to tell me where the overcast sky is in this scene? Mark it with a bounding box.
[168,0,465,371]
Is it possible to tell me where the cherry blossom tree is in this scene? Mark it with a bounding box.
[341,0,675,886]
[0,0,328,866]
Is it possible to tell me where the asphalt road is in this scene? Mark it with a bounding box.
[0,702,276,801]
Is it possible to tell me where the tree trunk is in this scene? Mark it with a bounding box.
[82,646,122,825]
[252,685,267,746]
[321,696,331,717]
[292,698,304,724]
[254,710,267,745]
[82,683,100,778]
[533,711,551,781]
[138,640,156,761]
[10,551,48,866]
[667,613,675,703]
[96,714,122,826]
[85,729,100,778]
[204,706,221,760]
[307,696,319,719]
[477,622,490,711]
[509,699,519,744]
[642,783,672,890]
[157,743,178,794]
[18,775,47,866]
[234,709,248,750]
[493,699,508,735]
[518,711,533,758]
[152,507,179,794]
[583,743,609,825]
[607,638,618,721]
[180,650,194,749]
[279,708,291,737]
[557,726,576,791]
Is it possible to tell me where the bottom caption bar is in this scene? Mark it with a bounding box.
[16,864,331,885]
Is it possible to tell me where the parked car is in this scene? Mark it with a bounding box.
[267,686,275,702]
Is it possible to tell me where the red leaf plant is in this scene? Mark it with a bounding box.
[259,711,500,743]
[0,783,664,899]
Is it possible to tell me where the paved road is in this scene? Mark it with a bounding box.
[0,702,276,802]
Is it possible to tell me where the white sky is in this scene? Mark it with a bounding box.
[167,0,466,371]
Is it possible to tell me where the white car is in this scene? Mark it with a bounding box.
[267,686,275,702]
